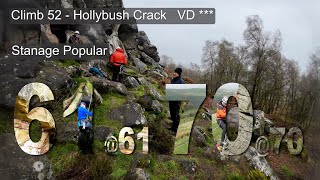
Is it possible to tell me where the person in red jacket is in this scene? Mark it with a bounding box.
[110,47,127,82]
[216,96,228,151]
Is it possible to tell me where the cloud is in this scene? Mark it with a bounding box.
[123,0,317,71]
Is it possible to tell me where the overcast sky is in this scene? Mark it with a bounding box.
[123,0,319,71]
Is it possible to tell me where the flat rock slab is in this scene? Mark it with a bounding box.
[0,133,54,179]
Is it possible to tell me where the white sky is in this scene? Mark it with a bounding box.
[123,0,318,72]
[166,84,206,89]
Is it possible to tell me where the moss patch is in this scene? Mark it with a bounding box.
[110,153,134,179]
[94,93,126,132]
[56,60,81,67]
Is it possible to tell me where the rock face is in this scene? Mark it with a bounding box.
[140,52,158,66]
[0,59,73,109]
[178,158,197,174]
[0,133,54,179]
[124,168,150,180]
[244,147,279,180]
[94,126,114,141]
[147,87,164,101]
[253,110,274,138]
[136,31,160,63]
[191,126,207,147]
[133,58,148,73]
[137,95,164,114]
[151,100,164,114]
[147,70,165,80]
[107,102,147,126]
[56,122,79,143]
[137,77,149,85]
[123,76,140,89]
[90,76,128,95]
[137,95,153,111]
[40,24,59,44]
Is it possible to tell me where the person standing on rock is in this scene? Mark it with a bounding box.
[110,47,127,82]
[216,96,228,151]
[169,68,185,132]
[69,31,81,44]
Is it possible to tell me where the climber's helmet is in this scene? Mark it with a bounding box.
[222,96,228,107]
[74,31,80,37]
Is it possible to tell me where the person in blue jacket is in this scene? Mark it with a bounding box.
[169,68,185,132]
[77,101,93,131]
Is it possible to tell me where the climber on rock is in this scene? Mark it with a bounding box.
[77,101,93,154]
[77,101,93,131]
[216,96,228,151]
[69,30,81,44]
[169,68,185,132]
[109,47,127,82]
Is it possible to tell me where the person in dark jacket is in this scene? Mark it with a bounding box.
[169,68,185,132]
[69,31,80,44]
[110,47,128,82]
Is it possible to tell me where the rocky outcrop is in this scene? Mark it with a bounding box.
[191,126,207,147]
[253,110,274,138]
[0,133,54,179]
[146,87,164,101]
[56,122,79,143]
[133,58,148,73]
[89,76,128,95]
[136,31,160,62]
[137,95,164,114]
[124,168,150,180]
[123,76,140,89]
[140,52,158,66]
[94,126,114,142]
[41,24,59,44]
[137,77,149,86]
[146,69,165,80]
[0,59,73,109]
[244,147,279,180]
[178,158,197,174]
[107,102,147,126]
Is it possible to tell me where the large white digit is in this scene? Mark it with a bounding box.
[118,127,135,154]
[137,127,149,154]
[14,83,55,155]
[166,84,206,154]
[213,83,253,155]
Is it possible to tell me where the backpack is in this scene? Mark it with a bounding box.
[89,67,107,78]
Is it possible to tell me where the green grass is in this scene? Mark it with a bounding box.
[94,93,126,132]
[246,169,268,180]
[212,116,222,144]
[56,60,81,67]
[74,77,89,85]
[110,153,134,179]
[174,118,193,154]
[226,172,244,180]
[48,143,78,174]
[149,160,181,179]
[133,85,146,98]
[281,165,294,178]
[29,120,42,142]
[0,111,12,134]
[93,140,105,153]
